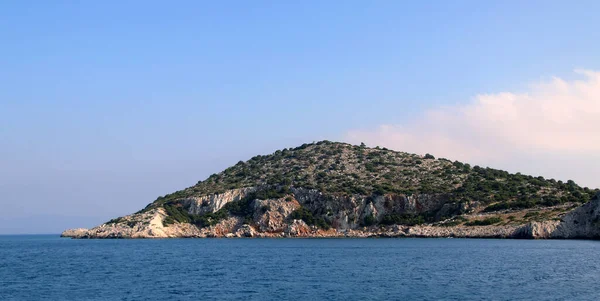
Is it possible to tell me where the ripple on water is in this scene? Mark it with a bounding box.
[1,236,600,300]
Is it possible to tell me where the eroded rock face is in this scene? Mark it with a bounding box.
[184,187,257,215]
[253,198,301,233]
[510,193,600,239]
[61,209,203,238]
[285,220,311,237]
[551,193,600,239]
[61,190,600,239]
[290,188,454,229]
[512,221,560,239]
[235,224,257,237]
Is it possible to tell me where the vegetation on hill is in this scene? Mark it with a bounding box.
[136,141,596,227]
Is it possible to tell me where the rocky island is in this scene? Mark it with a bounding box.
[63,141,600,239]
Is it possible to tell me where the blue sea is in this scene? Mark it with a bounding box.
[1,236,599,300]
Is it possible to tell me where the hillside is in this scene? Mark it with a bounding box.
[63,141,599,239]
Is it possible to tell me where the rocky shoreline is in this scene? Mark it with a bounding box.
[60,209,590,240]
[62,189,600,240]
[58,222,572,239]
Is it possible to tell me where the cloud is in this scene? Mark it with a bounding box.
[345,70,600,188]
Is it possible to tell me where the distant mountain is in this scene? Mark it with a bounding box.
[62,141,600,239]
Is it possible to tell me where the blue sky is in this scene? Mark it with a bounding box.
[1,1,600,234]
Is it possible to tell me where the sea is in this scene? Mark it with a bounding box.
[0,235,599,300]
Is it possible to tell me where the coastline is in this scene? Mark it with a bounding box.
[60,220,565,240]
[62,191,600,241]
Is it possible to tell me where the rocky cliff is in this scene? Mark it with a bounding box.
[62,141,599,239]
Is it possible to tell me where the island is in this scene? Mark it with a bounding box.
[62,141,600,239]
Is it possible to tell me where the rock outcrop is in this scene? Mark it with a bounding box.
[511,192,600,239]
[62,191,600,239]
[184,187,257,215]
[550,192,600,238]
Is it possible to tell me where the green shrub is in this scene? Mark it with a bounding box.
[106,217,124,225]
[524,212,539,218]
[163,203,192,224]
[289,207,331,229]
[362,214,377,226]
[365,163,376,172]
[380,213,425,226]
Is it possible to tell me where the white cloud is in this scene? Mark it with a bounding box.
[345,70,600,188]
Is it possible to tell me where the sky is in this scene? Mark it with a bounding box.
[1,1,599,234]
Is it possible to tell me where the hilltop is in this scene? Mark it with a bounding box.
[62,141,600,239]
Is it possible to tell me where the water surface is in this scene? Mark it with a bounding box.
[1,235,599,300]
